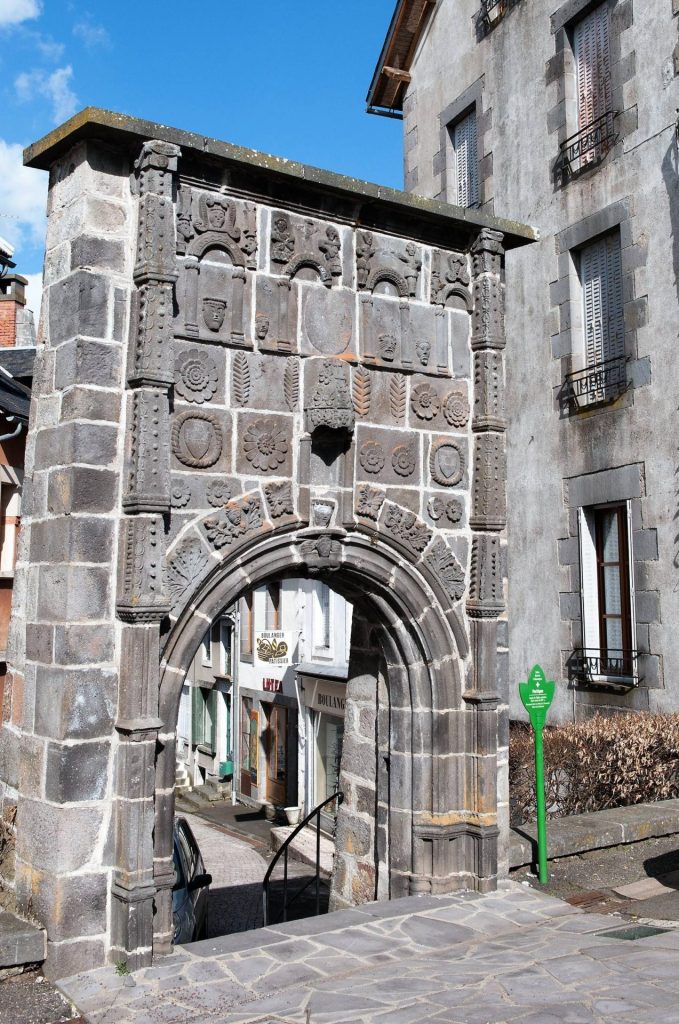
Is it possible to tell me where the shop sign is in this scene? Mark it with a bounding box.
[255,630,293,666]
[262,677,283,693]
[304,679,347,715]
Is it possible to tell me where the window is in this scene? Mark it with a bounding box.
[314,582,331,654]
[240,591,254,660]
[265,582,280,631]
[219,617,232,677]
[178,684,191,743]
[574,4,612,136]
[200,628,212,667]
[450,110,479,208]
[579,504,636,679]
[192,686,217,751]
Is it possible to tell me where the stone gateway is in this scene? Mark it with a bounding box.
[0,110,534,977]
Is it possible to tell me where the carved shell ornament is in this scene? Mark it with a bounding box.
[359,440,386,475]
[243,419,289,472]
[411,382,440,421]
[175,348,218,403]
[172,410,223,468]
[443,387,470,428]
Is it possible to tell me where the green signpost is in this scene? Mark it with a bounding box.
[518,664,555,885]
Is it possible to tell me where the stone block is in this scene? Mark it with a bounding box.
[61,387,121,423]
[25,624,53,665]
[48,271,111,345]
[54,336,122,390]
[566,464,642,507]
[30,517,114,564]
[36,565,111,623]
[557,537,579,566]
[43,936,106,982]
[34,422,118,471]
[53,623,115,666]
[633,528,658,562]
[15,867,107,944]
[635,591,660,624]
[16,800,104,873]
[34,666,117,740]
[0,909,45,967]
[44,740,110,802]
[559,592,581,620]
[70,235,126,274]
[48,466,118,514]
[628,356,651,389]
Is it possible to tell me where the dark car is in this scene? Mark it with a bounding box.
[172,816,212,943]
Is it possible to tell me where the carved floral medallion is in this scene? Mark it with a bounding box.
[174,348,218,404]
[243,419,289,472]
[359,440,386,475]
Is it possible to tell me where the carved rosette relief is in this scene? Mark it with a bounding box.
[391,442,416,478]
[170,477,191,508]
[174,348,218,404]
[355,484,385,520]
[172,410,223,468]
[359,441,386,475]
[206,480,232,508]
[442,387,470,429]
[427,496,463,525]
[166,537,210,612]
[264,481,294,519]
[204,495,263,550]
[411,382,440,421]
[242,419,289,473]
[429,439,465,487]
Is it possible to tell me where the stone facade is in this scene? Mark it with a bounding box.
[0,110,533,976]
[378,0,677,722]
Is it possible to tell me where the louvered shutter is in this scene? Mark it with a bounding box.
[581,232,624,369]
[454,110,479,208]
[578,507,599,652]
[191,686,203,746]
[575,4,611,131]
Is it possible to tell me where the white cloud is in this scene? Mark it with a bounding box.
[73,17,109,48]
[0,139,47,253]
[15,64,78,124]
[23,271,42,317]
[0,0,42,28]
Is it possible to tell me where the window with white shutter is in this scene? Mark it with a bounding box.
[580,231,624,383]
[452,110,479,208]
[574,5,612,131]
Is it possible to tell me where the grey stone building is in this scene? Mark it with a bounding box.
[0,109,534,975]
[368,0,679,722]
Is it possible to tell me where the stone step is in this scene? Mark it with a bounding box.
[175,791,207,813]
[270,825,335,878]
[0,910,46,969]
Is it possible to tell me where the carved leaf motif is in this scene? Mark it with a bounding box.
[167,539,209,609]
[352,365,372,418]
[232,352,250,407]
[390,374,406,422]
[283,360,299,411]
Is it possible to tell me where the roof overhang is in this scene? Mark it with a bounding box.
[366,0,437,117]
[24,108,538,252]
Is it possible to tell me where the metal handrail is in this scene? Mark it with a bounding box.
[560,355,629,409]
[555,111,618,185]
[570,648,639,685]
[262,790,344,926]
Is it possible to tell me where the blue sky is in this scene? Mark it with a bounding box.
[0,0,402,313]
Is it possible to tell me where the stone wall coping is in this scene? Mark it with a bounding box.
[510,798,679,868]
[23,107,538,250]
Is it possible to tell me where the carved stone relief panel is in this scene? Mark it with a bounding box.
[123,389,171,513]
[201,493,264,551]
[166,536,211,614]
[117,516,168,622]
[408,376,470,433]
[176,188,257,268]
[170,408,231,474]
[269,211,347,287]
[235,412,293,476]
[425,538,467,605]
[425,494,465,529]
[470,434,506,530]
[254,275,297,354]
[173,341,225,405]
[361,296,450,377]
[355,229,422,300]
[175,257,252,349]
[379,501,432,557]
[355,425,421,486]
[473,351,505,431]
[428,436,468,490]
[301,285,356,358]
[304,359,355,436]
[430,248,472,312]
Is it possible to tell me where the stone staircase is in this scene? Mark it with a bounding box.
[175,780,231,814]
[175,759,191,793]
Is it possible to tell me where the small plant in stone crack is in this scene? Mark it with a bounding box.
[114,960,130,976]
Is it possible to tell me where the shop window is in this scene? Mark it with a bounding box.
[241,696,258,783]
[265,582,281,630]
[265,704,288,804]
[192,686,217,752]
[240,590,254,661]
[577,503,636,681]
[315,713,344,812]
[449,109,479,208]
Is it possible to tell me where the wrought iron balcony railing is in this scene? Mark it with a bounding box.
[569,648,639,687]
[554,111,618,186]
[560,355,629,410]
[479,0,520,32]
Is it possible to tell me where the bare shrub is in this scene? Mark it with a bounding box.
[509,713,679,825]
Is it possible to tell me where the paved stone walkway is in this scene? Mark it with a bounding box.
[58,884,679,1023]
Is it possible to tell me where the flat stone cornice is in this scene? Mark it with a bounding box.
[23,107,538,251]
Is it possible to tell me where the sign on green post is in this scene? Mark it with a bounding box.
[518,665,555,885]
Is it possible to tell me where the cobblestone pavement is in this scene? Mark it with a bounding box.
[58,884,679,1023]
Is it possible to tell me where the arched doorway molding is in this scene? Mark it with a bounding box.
[152,518,482,949]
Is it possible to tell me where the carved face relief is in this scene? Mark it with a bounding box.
[442,387,470,429]
[255,315,270,340]
[202,298,227,333]
[243,418,289,472]
[391,443,416,478]
[312,500,334,528]
[411,383,440,421]
[415,339,431,366]
[359,440,386,475]
[378,333,397,361]
[175,348,218,404]
[172,411,223,468]
[430,439,465,487]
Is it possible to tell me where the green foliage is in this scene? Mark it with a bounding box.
[114,959,130,976]
[509,713,679,826]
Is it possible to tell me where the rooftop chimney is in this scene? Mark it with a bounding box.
[0,275,36,348]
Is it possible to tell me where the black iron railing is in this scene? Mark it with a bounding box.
[555,112,618,185]
[262,790,343,927]
[479,0,519,31]
[561,356,629,409]
[570,648,639,685]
